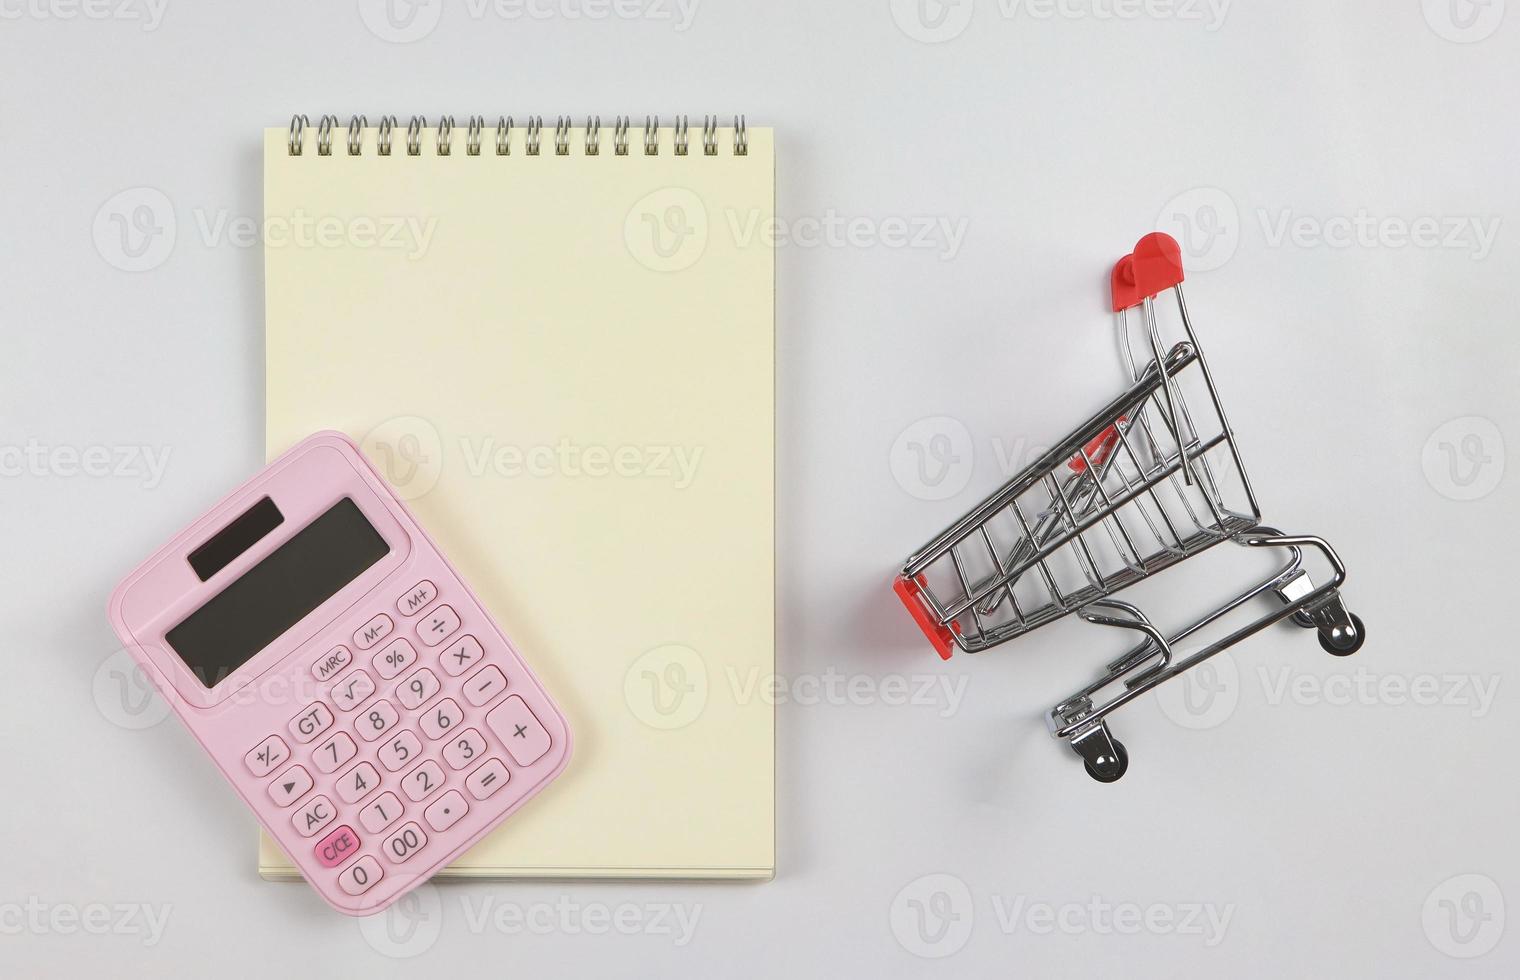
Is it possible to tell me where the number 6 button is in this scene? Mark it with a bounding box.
[420,698,464,740]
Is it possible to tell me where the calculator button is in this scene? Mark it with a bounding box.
[355,700,401,742]
[439,634,484,676]
[402,760,446,802]
[313,825,362,869]
[310,645,352,682]
[288,702,334,744]
[396,667,442,710]
[268,765,313,807]
[417,605,462,647]
[463,665,508,707]
[336,761,382,804]
[354,613,394,650]
[373,638,417,681]
[359,792,404,834]
[293,795,338,838]
[397,580,438,617]
[424,791,469,832]
[244,735,289,777]
[377,730,423,772]
[330,670,377,712]
[419,698,465,740]
[465,759,511,800]
[486,696,553,766]
[442,728,488,770]
[337,856,384,896]
[382,822,428,864]
[313,732,358,774]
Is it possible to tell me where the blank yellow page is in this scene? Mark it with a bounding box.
[262,123,773,878]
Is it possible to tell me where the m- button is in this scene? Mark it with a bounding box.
[354,613,394,650]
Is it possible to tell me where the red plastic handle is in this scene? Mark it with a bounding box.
[893,575,958,661]
[1068,416,1127,473]
[1111,232,1185,312]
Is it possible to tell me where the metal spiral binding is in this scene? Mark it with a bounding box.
[347,116,367,156]
[287,114,752,156]
[317,115,337,156]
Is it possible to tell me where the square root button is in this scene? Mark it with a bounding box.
[485,695,551,766]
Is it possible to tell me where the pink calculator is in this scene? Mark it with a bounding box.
[108,431,572,915]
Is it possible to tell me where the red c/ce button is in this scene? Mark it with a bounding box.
[314,825,361,869]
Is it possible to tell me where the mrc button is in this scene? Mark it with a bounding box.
[314,825,361,868]
[311,645,352,682]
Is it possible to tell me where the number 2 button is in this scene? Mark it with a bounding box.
[402,760,445,802]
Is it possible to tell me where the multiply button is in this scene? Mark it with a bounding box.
[337,856,383,896]
[397,580,438,617]
[310,645,352,682]
[313,825,361,869]
[417,605,462,647]
[440,635,484,676]
[287,702,334,744]
[485,696,552,766]
[267,765,313,807]
[244,735,289,777]
[354,613,393,650]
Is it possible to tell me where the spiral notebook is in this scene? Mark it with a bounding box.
[260,115,774,879]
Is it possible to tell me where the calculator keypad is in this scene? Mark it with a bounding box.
[245,579,559,907]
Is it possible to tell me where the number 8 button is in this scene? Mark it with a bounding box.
[356,700,400,742]
[420,698,464,740]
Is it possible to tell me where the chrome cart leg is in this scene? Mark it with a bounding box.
[1069,717,1129,783]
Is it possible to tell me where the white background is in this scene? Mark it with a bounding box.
[3,0,1518,976]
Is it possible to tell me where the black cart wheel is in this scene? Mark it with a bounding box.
[1318,613,1366,657]
[1083,740,1129,783]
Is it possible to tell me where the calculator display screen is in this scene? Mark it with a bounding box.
[166,498,390,687]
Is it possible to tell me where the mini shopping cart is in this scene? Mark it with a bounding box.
[894,232,1365,783]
